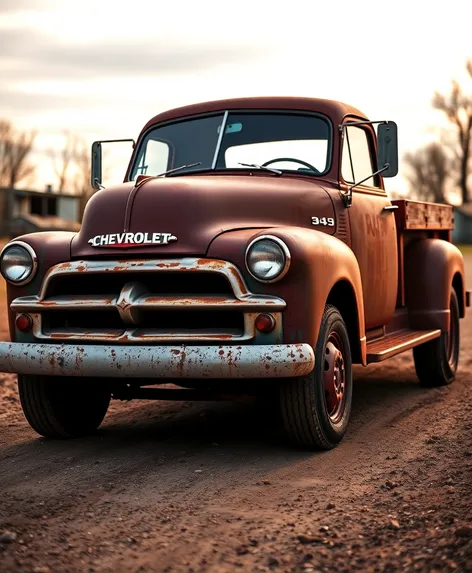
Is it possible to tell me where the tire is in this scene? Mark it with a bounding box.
[278,304,353,450]
[18,375,111,439]
[413,289,460,387]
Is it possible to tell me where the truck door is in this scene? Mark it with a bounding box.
[341,123,398,330]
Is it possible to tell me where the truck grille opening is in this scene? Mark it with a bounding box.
[45,272,234,298]
[43,309,244,335]
[12,259,285,344]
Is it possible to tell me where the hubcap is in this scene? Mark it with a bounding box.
[322,332,346,424]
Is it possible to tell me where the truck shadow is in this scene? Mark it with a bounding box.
[0,358,447,490]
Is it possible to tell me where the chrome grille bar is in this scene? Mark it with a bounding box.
[12,294,286,313]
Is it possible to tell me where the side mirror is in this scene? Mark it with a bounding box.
[377,122,398,178]
[91,141,102,190]
[90,138,136,190]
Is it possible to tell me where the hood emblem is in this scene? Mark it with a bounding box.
[88,232,177,248]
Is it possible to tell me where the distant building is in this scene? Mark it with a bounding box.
[453,204,472,245]
[0,187,81,238]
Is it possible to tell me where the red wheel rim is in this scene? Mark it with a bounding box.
[322,332,346,424]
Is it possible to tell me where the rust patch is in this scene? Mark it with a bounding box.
[49,333,75,339]
[227,267,247,293]
[177,350,187,374]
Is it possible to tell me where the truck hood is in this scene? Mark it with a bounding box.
[71,175,335,258]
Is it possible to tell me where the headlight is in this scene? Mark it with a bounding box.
[245,235,291,283]
[0,242,37,285]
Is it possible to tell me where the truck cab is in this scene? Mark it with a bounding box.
[0,97,469,450]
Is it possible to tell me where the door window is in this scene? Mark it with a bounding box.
[341,126,377,187]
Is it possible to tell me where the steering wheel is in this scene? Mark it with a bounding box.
[262,157,320,174]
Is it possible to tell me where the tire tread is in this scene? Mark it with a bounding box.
[18,376,110,439]
[278,305,350,450]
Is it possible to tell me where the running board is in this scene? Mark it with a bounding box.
[366,329,441,363]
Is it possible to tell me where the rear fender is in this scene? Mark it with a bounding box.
[207,227,367,364]
[404,238,466,331]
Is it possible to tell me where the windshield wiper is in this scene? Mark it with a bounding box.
[238,162,282,176]
[157,162,202,177]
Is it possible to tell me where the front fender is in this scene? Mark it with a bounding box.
[404,238,467,330]
[207,227,366,363]
[4,231,75,341]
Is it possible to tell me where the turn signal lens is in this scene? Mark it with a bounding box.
[255,313,276,334]
[16,313,33,332]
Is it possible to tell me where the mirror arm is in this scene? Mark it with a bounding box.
[94,138,136,147]
[93,179,106,190]
[341,164,390,208]
[338,120,388,132]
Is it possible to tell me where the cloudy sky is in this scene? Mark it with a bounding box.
[1,0,471,196]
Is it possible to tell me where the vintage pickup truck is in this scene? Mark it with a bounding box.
[0,97,469,449]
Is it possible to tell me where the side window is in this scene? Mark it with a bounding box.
[341,126,377,187]
[133,139,170,179]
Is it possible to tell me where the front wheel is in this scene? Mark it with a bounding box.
[278,304,353,450]
[18,375,111,439]
[413,289,460,387]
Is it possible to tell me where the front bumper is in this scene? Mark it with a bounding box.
[0,342,314,379]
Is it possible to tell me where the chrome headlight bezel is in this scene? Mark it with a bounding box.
[0,241,38,286]
[245,235,291,283]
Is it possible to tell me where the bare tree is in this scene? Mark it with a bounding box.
[0,120,36,188]
[404,142,451,203]
[49,134,96,220]
[50,134,112,220]
[49,132,78,193]
[432,59,472,204]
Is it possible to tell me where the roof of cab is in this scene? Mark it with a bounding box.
[140,96,368,134]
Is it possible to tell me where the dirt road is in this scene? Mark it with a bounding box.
[1,258,471,573]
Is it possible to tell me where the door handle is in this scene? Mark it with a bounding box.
[383,205,399,212]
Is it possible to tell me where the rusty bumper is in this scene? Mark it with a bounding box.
[0,342,314,379]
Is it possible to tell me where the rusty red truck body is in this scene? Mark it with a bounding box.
[0,97,469,449]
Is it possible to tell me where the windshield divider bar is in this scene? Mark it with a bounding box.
[211,111,229,169]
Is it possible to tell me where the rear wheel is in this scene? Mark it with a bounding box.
[278,304,353,450]
[413,289,460,387]
[18,375,111,438]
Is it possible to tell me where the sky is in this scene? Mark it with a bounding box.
[1,0,471,198]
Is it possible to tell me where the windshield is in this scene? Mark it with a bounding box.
[130,112,331,180]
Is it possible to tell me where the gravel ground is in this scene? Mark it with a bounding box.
[0,257,471,573]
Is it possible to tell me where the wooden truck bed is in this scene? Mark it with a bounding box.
[392,199,454,231]
[392,200,454,308]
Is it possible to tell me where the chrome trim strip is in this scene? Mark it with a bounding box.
[12,294,286,313]
[211,110,229,169]
[0,342,315,379]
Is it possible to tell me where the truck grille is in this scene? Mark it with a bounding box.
[11,258,286,344]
